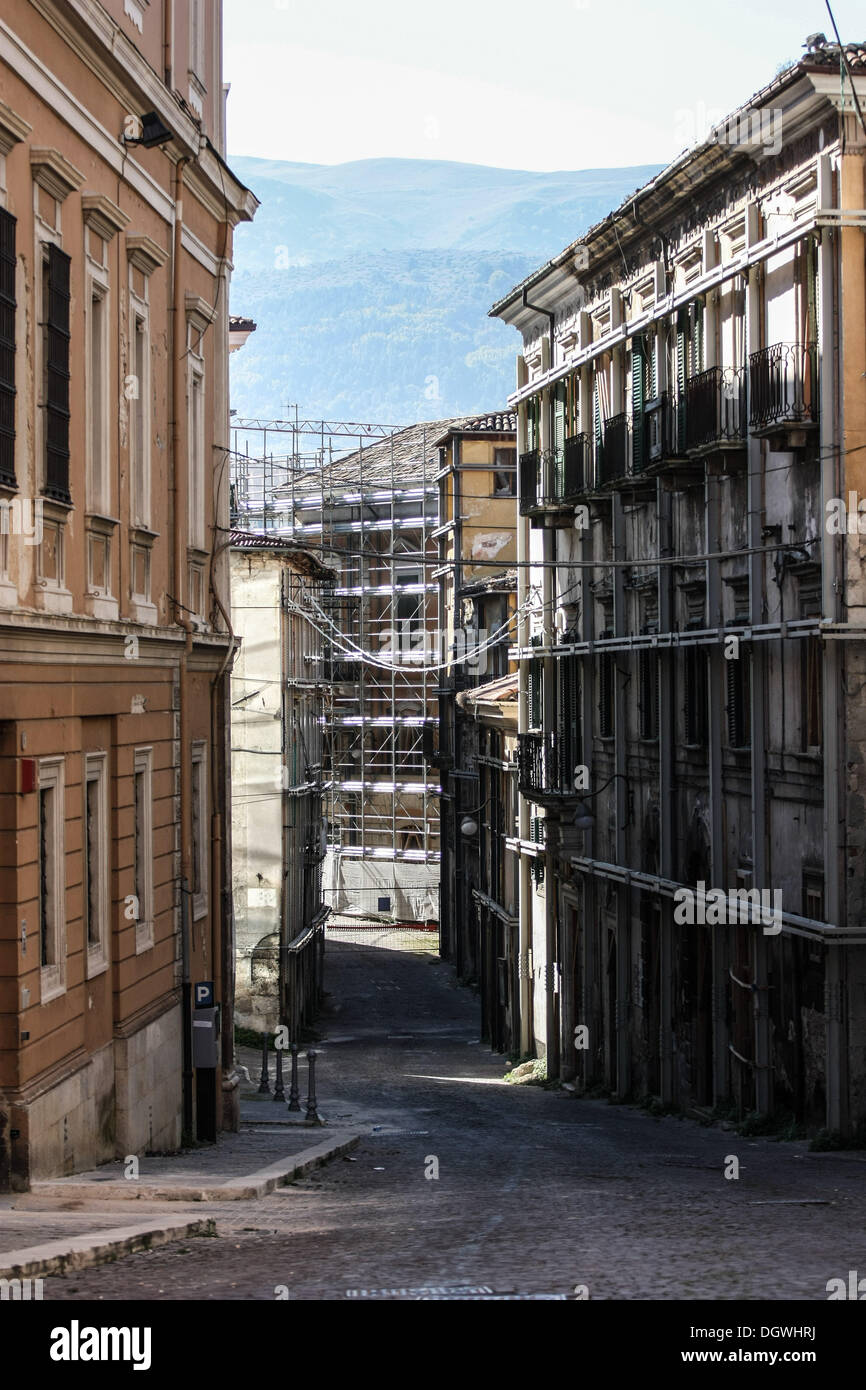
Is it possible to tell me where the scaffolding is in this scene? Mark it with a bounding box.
[229,416,443,925]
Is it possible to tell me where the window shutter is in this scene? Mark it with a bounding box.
[631,333,645,472]
[528,634,542,729]
[598,632,614,738]
[691,300,704,376]
[648,331,658,400]
[554,381,566,454]
[0,208,15,488]
[675,309,687,451]
[45,243,71,503]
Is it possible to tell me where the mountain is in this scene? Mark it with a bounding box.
[228,156,662,424]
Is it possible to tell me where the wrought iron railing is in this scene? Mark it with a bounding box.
[520,439,591,511]
[283,917,326,1042]
[643,391,687,465]
[596,412,629,484]
[748,343,818,431]
[685,366,747,451]
[517,732,578,797]
[519,449,540,514]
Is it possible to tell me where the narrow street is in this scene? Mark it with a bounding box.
[48,940,866,1301]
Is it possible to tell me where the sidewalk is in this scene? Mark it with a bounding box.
[0,1054,359,1279]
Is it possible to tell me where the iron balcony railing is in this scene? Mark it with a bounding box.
[748,343,818,431]
[562,433,592,498]
[596,412,629,485]
[519,438,591,512]
[519,449,540,513]
[643,391,687,466]
[517,732,576,798]
[685,366,747,451]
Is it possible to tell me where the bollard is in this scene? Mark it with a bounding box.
[288,1042,301,1111]
[273,1044,285,1102]
[305,1048,322,1125]
[258,1031,270,1093]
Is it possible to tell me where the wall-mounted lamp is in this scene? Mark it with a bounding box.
[122,111,174,149]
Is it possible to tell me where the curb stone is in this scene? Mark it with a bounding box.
[0,1216,216,1281]
[27,1131,361,1204]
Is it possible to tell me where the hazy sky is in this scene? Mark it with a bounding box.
[223,0,857,171]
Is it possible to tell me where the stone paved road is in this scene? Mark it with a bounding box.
[47,941,866,1301]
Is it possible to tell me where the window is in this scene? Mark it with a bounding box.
[726,647,751,748]
[684,646,708,746]
[528,635,543,730]
[189,0,205,80]
[188,362,205,549]
[394,568,423,656]
[0,207,16,487]
[42,244,71,503]
[598,631,614,739]
[87,282,109,513]
[191,741,208,920]
[638,647,659,741]
[801,636,822,751]
[493,445,516,496]
[803,868,824,922]
[133,747,153,951]
[38,756,65,999]
[130,309,149,527]
[84,752,109,974]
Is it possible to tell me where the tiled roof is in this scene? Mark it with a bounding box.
[274,413,514,498]
[229,529,336,578]
[457,673,519,708]
[229,315,257,331]
[801,39,866,71]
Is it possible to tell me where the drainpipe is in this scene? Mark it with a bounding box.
[171,155,194,1138]
[522,287,555,371]
[163,0,173,88]
[516,402,532,1055]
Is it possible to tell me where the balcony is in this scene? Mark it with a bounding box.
[643,391,687,470]
[748,343,817,445]
[685,366,747,454]
[518,732,578,801]
[519,449,540,514]
[519,438,592,516]
[596,413,629,486]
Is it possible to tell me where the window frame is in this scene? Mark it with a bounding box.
[191,740,208,922]
[38,755,66,1001]
[84,751,109,977]
[132,745,154,953]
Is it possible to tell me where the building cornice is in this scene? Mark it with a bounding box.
[0,97,31,156]
[81,191,129,240]
[126,233,168,275]
[30,146,85,202]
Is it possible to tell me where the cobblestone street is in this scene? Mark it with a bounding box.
[47,941,866,1301]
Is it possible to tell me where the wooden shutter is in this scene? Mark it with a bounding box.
[0,208,15,487]
[598,632,614,738]
[691,300,704,376]
[44,243,71,502]
[528,635,543,729]
[675,309,687,451]
[631,334,645,472]
[554,381,566,453]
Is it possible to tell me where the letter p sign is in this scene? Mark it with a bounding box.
[195,980,214,1008]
